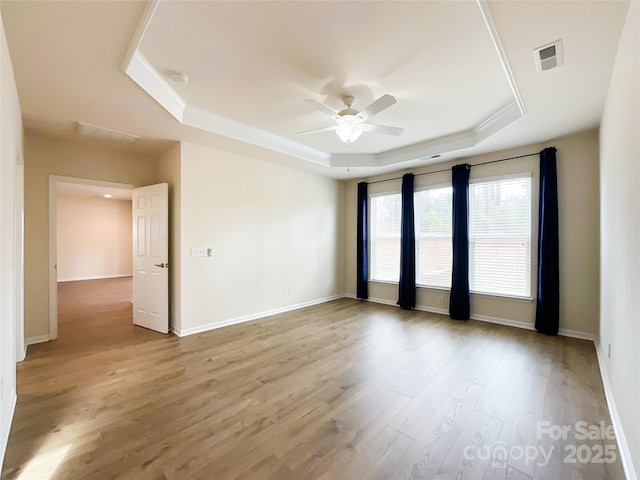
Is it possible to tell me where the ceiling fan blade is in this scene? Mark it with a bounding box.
[364,124,405,136]
[296,125,336,135]
[304,99,339,119]
[358,94,397,121]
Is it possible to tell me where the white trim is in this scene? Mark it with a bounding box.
[476,0,526,116]
[171,294,345,337]
[16,343,26,364]
[469,313,594,341]
[120,1,525,170]
[473,100,524,139]
[350,296,595,341]
[365,296,397,307]
[121,0,159,70]
[414,182,452,194]
[183,106,330,167]
[470,291,534,303]
[332,102,524,169]
[57,274,133,283]
[469,171,533,185]
[415,304,449,316]
[125,51,186,122]
[0,391,17,475]
[14,152,25,363]
[25,335,50,346]
[470,312,535,331]
[48,177,58,340]
[49,176,136,341]
[594,338,638,480]
[557,327,595,341]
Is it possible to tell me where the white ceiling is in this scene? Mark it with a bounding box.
[57,182,132,201]
[1,0,630,179]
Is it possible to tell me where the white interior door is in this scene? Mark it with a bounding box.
[132,183,169,334]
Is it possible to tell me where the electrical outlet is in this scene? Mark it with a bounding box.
[269,289,276,299]
[438,295,444,305]
[607,344,612,359]
[289,287,295,295]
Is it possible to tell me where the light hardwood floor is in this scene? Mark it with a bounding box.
[2,278,624,479]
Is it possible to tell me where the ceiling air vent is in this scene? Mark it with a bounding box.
[534,40,563,73]
[77,122,138,143]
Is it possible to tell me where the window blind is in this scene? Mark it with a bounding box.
[414,186,453,288]
[469,176,531,297]
[370,193,401,282]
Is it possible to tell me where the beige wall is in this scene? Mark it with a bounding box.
[174,142,343,334]
[56,195,132,282]
[345,128,600,336]
[23,133,160,339]
[599,1,639,476]
[0,9,22,468]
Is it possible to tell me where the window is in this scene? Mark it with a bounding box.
[469,175,531,298]
[370,193,401,282]
[415,186,452,288]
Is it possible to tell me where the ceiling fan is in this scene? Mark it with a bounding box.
[299,94,404,143]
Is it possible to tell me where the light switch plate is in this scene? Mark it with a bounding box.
[191,247,211,257]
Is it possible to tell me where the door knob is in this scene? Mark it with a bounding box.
[154,263,168,268]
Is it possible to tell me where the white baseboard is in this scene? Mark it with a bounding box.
[172,294,345,337]
[365,296,396,307]
[0,391,17,475]
[416,304,450,316]
[16,343,26,363]
[558,327,595,341]
[25,335,50,346]
[594,338,638,480]
[57,274,132,283]
[349,295,594,341]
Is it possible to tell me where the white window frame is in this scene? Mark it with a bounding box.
[468,172,533,300]
[414,183,453,290]
[369,191,402,284]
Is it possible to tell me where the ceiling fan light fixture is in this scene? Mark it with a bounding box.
[335,113,366,143]
[302,94,402,143]
[336,124,366,143]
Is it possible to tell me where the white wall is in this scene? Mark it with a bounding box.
[172,142,344,335]
[345,129,601,337]
[0,8,22,471]
[599,1,639,478]
[56,195,132,282]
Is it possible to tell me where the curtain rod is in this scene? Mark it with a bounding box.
[367,152,539,185]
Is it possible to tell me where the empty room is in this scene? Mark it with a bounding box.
[0,1,638,479]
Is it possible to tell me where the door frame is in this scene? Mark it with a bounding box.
[48,175,136,340]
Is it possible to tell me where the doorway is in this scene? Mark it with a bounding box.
[48,176,135,340]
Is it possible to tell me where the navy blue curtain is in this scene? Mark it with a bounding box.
[397,174,416,309]
[535,147,559,335]
[449,164,471,320]
[356,182,369,299]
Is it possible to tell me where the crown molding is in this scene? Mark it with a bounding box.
[476,0,527,116]
[125,50,186,122]
[182,106,331,166]
[123,0,526,169]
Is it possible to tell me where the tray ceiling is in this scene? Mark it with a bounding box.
[1,0,630,178]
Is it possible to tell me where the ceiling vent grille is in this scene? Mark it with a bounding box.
[77,122,138,143]
[534,40,563,73]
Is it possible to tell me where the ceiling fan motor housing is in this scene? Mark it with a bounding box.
[338,96,361,119]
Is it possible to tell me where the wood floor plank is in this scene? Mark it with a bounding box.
[1,278,626,480]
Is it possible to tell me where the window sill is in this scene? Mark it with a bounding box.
[416,284,450,292]
[369,279,398,286]
[369,281,533,303]
[470,291,534,303]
